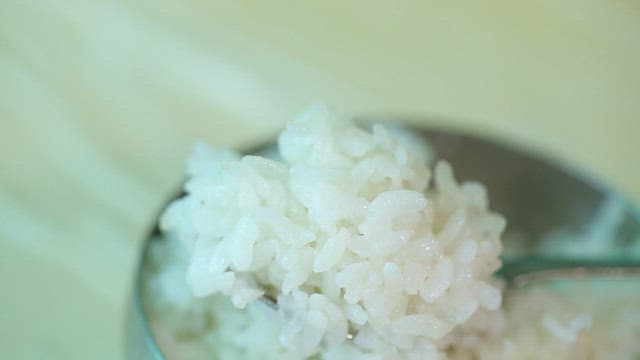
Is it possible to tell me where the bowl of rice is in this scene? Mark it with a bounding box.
[127,105,640,359]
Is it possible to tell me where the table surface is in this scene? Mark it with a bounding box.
[1,1,639,358]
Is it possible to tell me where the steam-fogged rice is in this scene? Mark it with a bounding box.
[447,280,640,359]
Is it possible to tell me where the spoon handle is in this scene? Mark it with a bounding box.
[500,257,640,287]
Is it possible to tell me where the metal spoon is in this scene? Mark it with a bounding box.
[125,125,640,359]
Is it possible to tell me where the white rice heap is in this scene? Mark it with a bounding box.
[152,105,507,358]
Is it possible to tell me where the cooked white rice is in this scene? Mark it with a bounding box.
[147,104,504,358]
[143,105,639,359]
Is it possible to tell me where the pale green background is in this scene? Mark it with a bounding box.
[1,1,638,358]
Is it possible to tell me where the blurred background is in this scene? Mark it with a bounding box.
[1,1,638,358]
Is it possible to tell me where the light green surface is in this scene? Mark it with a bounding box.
[1,1,639,358]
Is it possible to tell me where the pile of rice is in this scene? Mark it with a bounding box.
[143,105,639,359]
